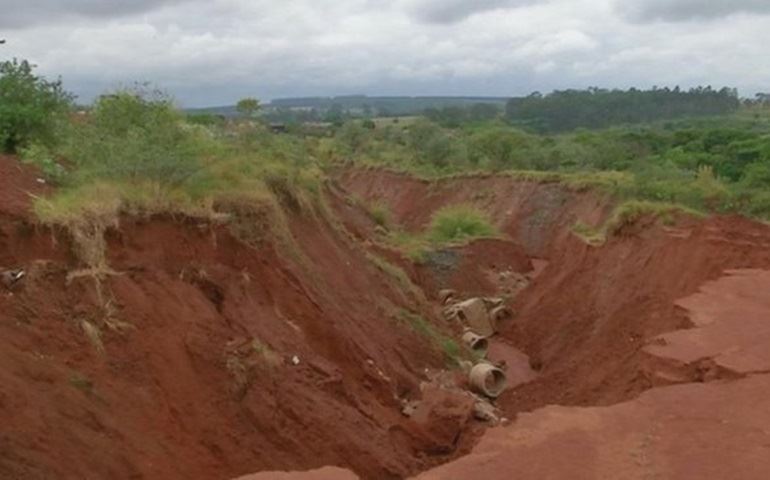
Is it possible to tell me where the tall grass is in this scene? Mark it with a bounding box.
[427,204,497,243]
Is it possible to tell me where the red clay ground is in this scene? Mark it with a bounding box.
[0,157,484,480]
[334,167,770,479]
[5,157,770,480]
[414,265,770,479]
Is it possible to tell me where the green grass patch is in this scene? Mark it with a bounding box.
[571,200,704,246]
[605,200,702,235]
[427,204,497,244]
[571,221,606,246]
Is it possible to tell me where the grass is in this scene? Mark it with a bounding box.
[571,221,606,246]
[376,204,497,263]
[366,252,426,303]
[604,200,703,235]
[398,310,466,366]
[368,201,391,228]
[427,204,497,244]
[571,200,705,246]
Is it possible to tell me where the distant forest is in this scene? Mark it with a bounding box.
[188,86,762,133]
[505,87,741,133]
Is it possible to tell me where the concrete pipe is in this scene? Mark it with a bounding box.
[469,363,507,398]
[462,331,489,357]
[438,289,456,305]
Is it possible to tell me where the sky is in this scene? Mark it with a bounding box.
[1,0,768,107]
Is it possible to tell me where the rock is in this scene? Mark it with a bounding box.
[401,400,420,417]
[473,401,499,423]
[0,269,25,289]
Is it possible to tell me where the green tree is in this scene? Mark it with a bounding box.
[236,97,261,118]
[0,58,73,153]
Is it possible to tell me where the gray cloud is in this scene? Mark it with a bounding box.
[619,0,770,22]
[0,0,193,29]
[2,0,769,107]
[403,0,539,24]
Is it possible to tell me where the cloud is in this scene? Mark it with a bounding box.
[1,0,769,107]
[0,0,196,29]
[619,0,770,22]
[402,0,540,24]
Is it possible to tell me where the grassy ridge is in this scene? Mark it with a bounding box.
[328,111,770,221]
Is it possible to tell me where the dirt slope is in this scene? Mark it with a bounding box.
[5,159,770,480]
[416,267,770,479]
[336,167,770,412]
[0,157,479,480]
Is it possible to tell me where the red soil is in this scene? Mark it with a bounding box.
[416,372,770,480]
[0,154,50,218]
[336,168,770,411]
[0,159,482,480]
[5,157,770,480]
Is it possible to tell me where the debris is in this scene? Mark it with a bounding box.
[438,289,456,305]
[446,298,496,337]
[489,305,512,326]
[482,297,504,309]
[401,399,420,417]
[0,269,25,289]
[291,355,300,366]
[473,400,500,423]
[458,360,474,374]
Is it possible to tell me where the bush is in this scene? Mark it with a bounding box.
[20,143,65,182]
[0,59,73,153]
[63,89,210,186]
[428,205,496,243]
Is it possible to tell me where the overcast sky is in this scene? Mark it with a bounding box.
[1,0,768,107]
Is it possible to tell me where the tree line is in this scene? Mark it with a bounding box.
[505,86,741,133]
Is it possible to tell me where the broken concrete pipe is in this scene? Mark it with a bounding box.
[451,298,496,337]
[438,289,456,305]
[469,363,507,398]
[462,331,489,357]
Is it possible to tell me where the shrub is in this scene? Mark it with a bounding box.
[20,143,66,182]
[63,89,209,186]
[0,59,73,153]
[428,205,496,243]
